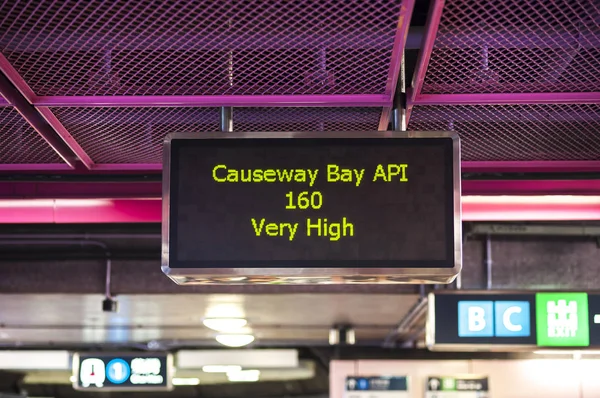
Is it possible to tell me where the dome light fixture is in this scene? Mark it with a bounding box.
[215,334,255,347]
[172,378,200,386]
[203,318,248,332]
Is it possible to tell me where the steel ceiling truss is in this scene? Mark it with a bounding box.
[0,0,413,171]
[408,0,600,172]
[0,0,599,173]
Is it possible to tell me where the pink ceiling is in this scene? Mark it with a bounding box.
[0,0,598,173]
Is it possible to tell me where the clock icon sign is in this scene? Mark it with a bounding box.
[106,359,130,384]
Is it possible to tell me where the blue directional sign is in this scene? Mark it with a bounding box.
[73,353,173,391]
[429,292,537,349]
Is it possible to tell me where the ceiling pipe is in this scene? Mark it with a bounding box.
[220,107,233,132]
[382,285,428,348]
[470,223,600,237]
[0,239,117,312]
[485,234,493,290]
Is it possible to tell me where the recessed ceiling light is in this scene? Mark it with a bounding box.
[172,378,200,386]
[202,365,242,373]
[215,334,255,347]
[203,318,248,332]
[227,369,260,382]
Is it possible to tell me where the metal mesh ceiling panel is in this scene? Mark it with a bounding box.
[408,104,600,161]
[0,107,63,164]
[421,0,600,94]
[233,107,382,132]
[50,107,220,164]
[0,0,403,96]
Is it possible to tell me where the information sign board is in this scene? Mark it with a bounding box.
[345,376,409,398]
[426,375,489,398]
[72,353,173,391]
[163,132,461,285]
[428,291,600,350]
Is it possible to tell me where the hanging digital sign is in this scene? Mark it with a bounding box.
[72,353,173,391]
[162,132,461,285]
[427,291,600,350]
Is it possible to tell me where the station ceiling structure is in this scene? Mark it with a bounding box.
[0,0,597,174]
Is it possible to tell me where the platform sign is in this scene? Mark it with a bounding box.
[72,353,173,391]
[345,376,409,398]
[162,132,461,285]
[427,291,600,350]
[426,376,489,398]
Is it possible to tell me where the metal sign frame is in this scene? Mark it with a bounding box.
[162,131,461,285]
[427,290,600,352]
[72,352,174,392]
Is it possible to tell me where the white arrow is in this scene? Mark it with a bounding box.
[429,378,440,391]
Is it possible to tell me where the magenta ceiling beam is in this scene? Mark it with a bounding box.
[463,180,600,196]
[0,53,36,102]
[2,197,600,223]
[0,54,93,169]
[462,160,600,173]
[4,179,600,201]
[0,199,161,224]
[0,182,162,199]
[0,74,81,169]
[0,164,73,172]
[406,0,445,125]
[34,94,392,108]
[37,107,94,169]
[413,92,600,105]
[91,164,163,171]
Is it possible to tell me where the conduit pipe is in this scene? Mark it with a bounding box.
[0,239,117,311]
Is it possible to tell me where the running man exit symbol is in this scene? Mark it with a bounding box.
[428,378,440,390]
[548,300,578,338]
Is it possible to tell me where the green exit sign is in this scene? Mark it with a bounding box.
[535,292,590,347]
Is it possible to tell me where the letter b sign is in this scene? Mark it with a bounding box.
[458,301,493,337]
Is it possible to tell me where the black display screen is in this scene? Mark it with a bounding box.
[74,353,171,391]
[166,135,458,269]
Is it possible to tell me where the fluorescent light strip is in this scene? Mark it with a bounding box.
[227,370,260,382]
[172,378,200,386]
[534,350,600,355]
[0,351,70,370]
[202,365,242,373]
[463,195,600,205]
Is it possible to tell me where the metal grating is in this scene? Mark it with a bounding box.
[0,107,64,164]
[233,107,382,132]
[50,107,220,164]
[421,0,600,94]
[0,0,403,96]
[408,104,600,161]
